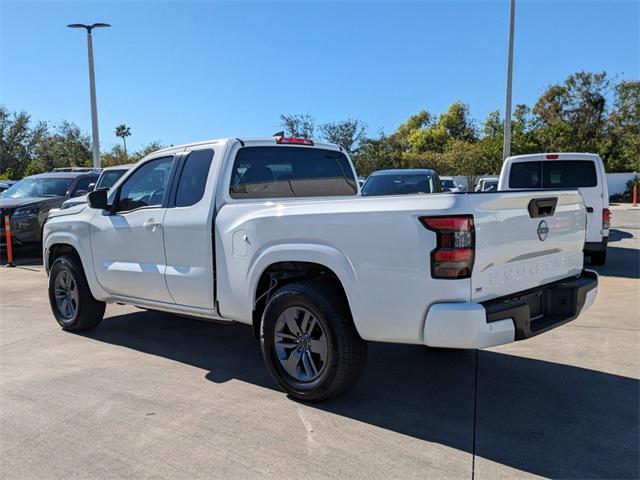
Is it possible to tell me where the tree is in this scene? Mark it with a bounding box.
[115,124,131,157]
[533,71,611,154]
[101,140,164,167]
[279,114,316,139]
[605,80,640,172]
[0,107,34,178]
[319,119,367,154]
[29,121,92,174]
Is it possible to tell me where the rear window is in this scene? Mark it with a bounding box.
[229,146,357,199]
[362,173,439,196]
[509,161,597,189]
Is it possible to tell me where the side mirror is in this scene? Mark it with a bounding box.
[87,189,110,211]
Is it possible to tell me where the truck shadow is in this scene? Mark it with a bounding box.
[81,311,639,479]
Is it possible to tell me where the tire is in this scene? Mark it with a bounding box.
[48,254,105,331]
[260,281,367,402]
[590,250,607,266]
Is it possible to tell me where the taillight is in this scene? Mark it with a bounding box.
[546,154,559,159]
[275,137,314,146]
[420,215,475,279]
[603,208,611,230]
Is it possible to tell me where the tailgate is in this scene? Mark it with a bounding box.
[469,190,585,302]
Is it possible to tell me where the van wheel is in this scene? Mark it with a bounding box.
[590,250,607,266]
[48,254,105,331]
[260,281,367,402]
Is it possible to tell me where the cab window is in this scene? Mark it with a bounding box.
[229,146,357,199]
[116,157,174,212]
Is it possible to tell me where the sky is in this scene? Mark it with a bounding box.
[1,0,638,152]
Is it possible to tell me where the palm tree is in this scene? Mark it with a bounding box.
[115,124,131,157]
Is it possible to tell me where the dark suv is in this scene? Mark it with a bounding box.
[0,171,99,247]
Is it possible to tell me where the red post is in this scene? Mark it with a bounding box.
[4,214,15,267]
[633,184,638,207]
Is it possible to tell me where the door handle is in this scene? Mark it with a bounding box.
[143,219,161,231]
[586,207,594,213]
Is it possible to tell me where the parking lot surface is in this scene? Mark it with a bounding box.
[1,205,638,479]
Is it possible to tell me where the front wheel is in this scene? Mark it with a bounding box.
[260,281,367,402]
[48,254,105,331]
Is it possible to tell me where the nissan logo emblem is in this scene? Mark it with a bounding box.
[537,220,549,241]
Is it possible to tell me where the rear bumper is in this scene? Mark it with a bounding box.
[584,238,608,254]
[423,270,598,349]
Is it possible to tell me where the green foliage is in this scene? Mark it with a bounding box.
[279,114,316,139]
[1,71,637,181]
[352,71,637,178]
[114,124,132,156]
[101,141,164,167]
[319,119,367,154]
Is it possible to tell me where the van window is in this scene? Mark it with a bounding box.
[543,161,597,188]
[229,147,357,199]
[509,162,542,188]
[509,161,597,189]
[175,149,214,207]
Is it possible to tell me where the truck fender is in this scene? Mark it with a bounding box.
[245,243,362,330]
[43,230,110,302]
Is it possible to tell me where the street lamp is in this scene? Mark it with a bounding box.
[68,23,111,169]
[502,0,515,161]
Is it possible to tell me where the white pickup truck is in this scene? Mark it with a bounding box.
[44,137,598,402]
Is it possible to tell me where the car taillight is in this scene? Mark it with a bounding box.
[275,137,314,146]
[546,154,559,159]
[603,208,611,230]
[420,215,475,279]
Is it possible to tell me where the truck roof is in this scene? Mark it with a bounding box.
[370,169,437,176]
[505,153,602,162]
[151,137,343,156]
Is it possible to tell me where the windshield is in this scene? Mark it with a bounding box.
[482,180,498,191]
[96,169,127,190]
[362,173,437,196]
[2,177,73,199]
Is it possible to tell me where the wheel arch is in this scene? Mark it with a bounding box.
[44,231,109,301]
[247,246,360,339]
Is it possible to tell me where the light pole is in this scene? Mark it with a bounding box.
[502,0,515,160]
[68,23,110,169]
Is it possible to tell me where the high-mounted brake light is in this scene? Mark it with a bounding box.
[275,137,314,146]
[420,215,474,279]
[545,154,559,159]
[602,208,611,230]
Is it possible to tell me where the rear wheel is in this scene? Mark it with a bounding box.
[260,281,367,402]
[48,254,105,331]
[590,250,607,266]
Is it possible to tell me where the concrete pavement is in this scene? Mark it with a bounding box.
[1,210,638,479]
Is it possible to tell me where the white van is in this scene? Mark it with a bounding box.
[498,153,610,265]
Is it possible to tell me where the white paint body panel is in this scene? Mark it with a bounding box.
[498,153,609,244]
[43,138,595,349]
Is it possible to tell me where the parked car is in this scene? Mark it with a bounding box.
[44,137,597,402]
[60,164,134,210]
[439,176,465,192]
[361,169,442,196]
[0,180,17,194]
[498,152,610,265]
[475,177,499,192]
[0,171,99,247]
